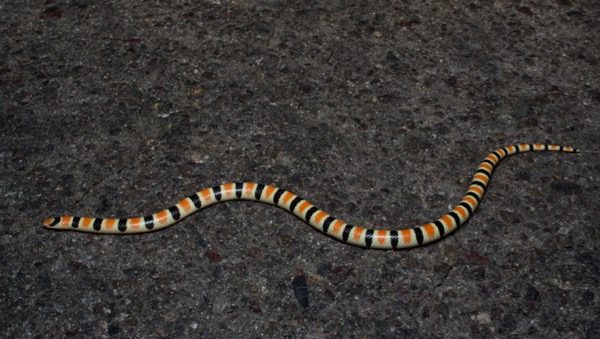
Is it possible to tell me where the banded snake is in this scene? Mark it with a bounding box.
[44,143,579,249]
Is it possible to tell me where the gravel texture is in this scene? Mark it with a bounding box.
[1,1,599,338]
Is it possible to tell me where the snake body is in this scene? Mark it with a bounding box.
[43,144,578,249]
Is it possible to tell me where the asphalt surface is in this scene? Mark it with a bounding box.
[1,1,599,338]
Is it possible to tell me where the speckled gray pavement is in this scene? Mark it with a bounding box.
[1,1,598,338]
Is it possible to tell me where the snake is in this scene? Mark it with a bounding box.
[43,143,579,249]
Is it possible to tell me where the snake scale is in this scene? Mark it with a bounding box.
[44,144,579,249]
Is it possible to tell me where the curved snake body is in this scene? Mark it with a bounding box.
[43,144,578,249]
